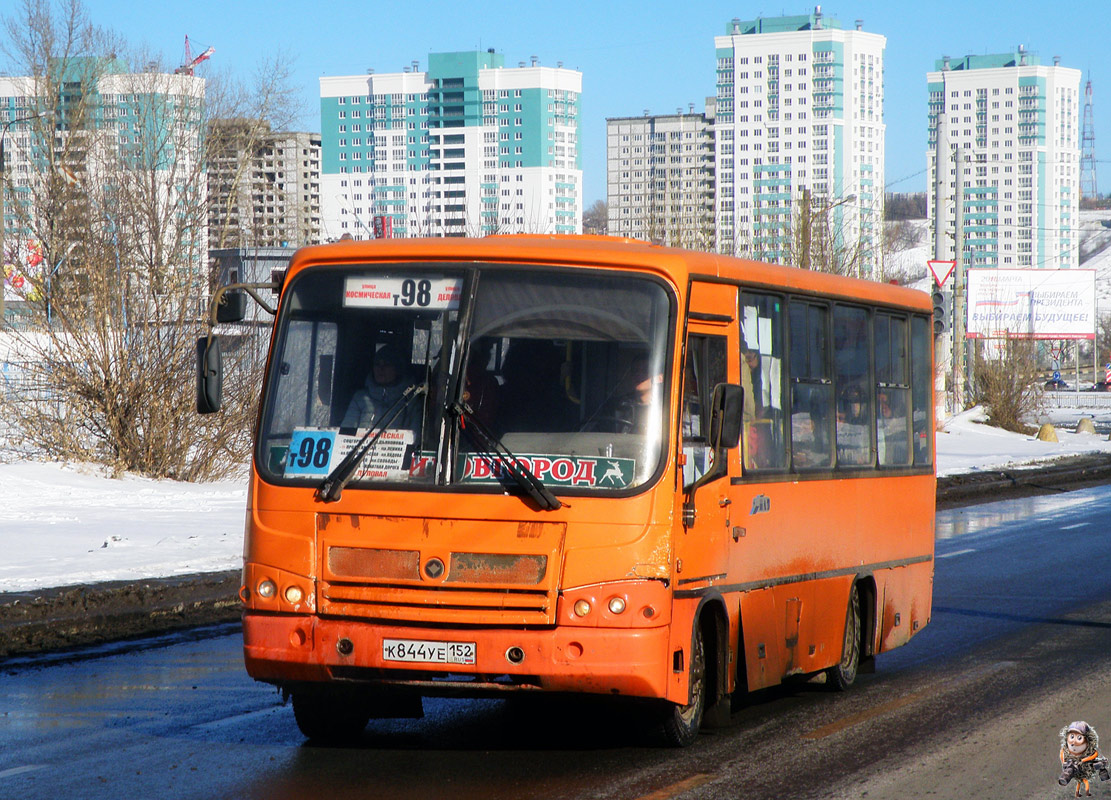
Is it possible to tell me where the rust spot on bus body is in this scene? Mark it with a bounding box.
[446,553,548,585]
[517,521,544,539]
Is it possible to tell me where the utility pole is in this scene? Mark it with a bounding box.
[932,97,953,416]
[800,187,811,269]
[953,145,967,409]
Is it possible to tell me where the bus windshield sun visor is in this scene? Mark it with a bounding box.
[450,400,563,511]
[315,382,428,503]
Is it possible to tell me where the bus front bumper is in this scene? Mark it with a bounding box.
[242,612,672,699]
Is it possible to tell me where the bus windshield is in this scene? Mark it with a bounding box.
[257,264,673,495]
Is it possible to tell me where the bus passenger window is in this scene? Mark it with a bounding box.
[788,302,833,469]
[875,314,912,467]
[740,292,786,470]
[910,316,933,466]
[833,306,873,467]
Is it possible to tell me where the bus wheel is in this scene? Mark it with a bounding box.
[292,686,371,744]
[654,623,706,747]
[826,583,861,691]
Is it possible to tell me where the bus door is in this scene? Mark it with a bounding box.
[675,281,739,598]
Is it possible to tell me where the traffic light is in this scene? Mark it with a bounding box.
[932,288,952,337]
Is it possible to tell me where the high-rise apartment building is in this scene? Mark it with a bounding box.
[606,107,715,249]
[319,51,581,240]
[927,49,1081,269]
[1,59,205,237]
[713,11,885,276]
[207,120,321,250]
[1,58,207,321]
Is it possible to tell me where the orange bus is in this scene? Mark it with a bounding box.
[199,235,935,745]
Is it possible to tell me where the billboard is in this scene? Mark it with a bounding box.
[966,268,1096,340]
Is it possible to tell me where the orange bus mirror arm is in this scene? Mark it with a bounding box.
[206,281,280,329]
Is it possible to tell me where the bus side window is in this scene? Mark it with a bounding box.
[740,292,786,470]
[833,306,873,467]
[875,314,912,467]
[910,316,933,466]
[682,334,727,488]
[788,302,833,469]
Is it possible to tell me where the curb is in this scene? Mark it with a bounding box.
[0,570,241,660]
[3,455,1110,661]
[936,453,1111,506]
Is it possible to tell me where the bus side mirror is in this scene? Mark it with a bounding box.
[709,382,743,450]
[197,336,223,414]
[216,290,248,323]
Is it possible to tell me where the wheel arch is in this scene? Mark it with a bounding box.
[692,591,730,709]
[853,573,878,660]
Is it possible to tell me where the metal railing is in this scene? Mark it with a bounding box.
[1044,390,1111,410]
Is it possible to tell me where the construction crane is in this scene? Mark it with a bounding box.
[175,35,214,76]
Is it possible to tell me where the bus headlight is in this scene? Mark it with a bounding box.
[257,579,277,599]
[560,581,671,628]
[284,585,304,604]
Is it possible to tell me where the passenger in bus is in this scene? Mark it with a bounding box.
[342,345,419,430]
[876,388,909,465]
[836,383,871,465]
[791,385,832,468]
[603,357,663,434]
[461,361,501,432]
[743,348,763,417]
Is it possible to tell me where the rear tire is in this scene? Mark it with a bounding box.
[654,623,706,747]
[826,583,861,691]
[292,686,372,744]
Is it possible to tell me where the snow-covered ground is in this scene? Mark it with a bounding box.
[936,404,1111,477]
[1,406,1109,593]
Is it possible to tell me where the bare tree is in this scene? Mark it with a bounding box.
[971,339,1042,434]
[0,0,295,479]
[582,199,606,235]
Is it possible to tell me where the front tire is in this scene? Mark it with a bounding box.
[292,686,372,744]
[654,623,706,746]
[826,583,861,691]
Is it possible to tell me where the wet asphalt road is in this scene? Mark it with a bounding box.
[2,485,1111,800]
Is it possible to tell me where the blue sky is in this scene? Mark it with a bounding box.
[8,0,1109,204]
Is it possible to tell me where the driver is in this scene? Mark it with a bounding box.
[342,345,418,430]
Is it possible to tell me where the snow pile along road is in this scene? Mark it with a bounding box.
[936,405,1111,477]
[0,463,245,593]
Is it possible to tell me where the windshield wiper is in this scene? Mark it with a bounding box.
[315,382,427,503]
[450,401,563,511]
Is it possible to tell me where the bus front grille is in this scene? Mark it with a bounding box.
[320,579,553,625]
[316,514,566,626]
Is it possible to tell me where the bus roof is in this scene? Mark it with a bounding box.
[284,235,931,313]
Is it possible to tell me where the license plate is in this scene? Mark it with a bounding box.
[382,638,476,665]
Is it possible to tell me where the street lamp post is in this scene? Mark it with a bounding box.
[0,112,44,328]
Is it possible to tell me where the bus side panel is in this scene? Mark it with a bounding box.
[665,596,700,706]
[728,474,933,689]
[875,560,934,652]
[780,574,856,677]
[738,588,784,691]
